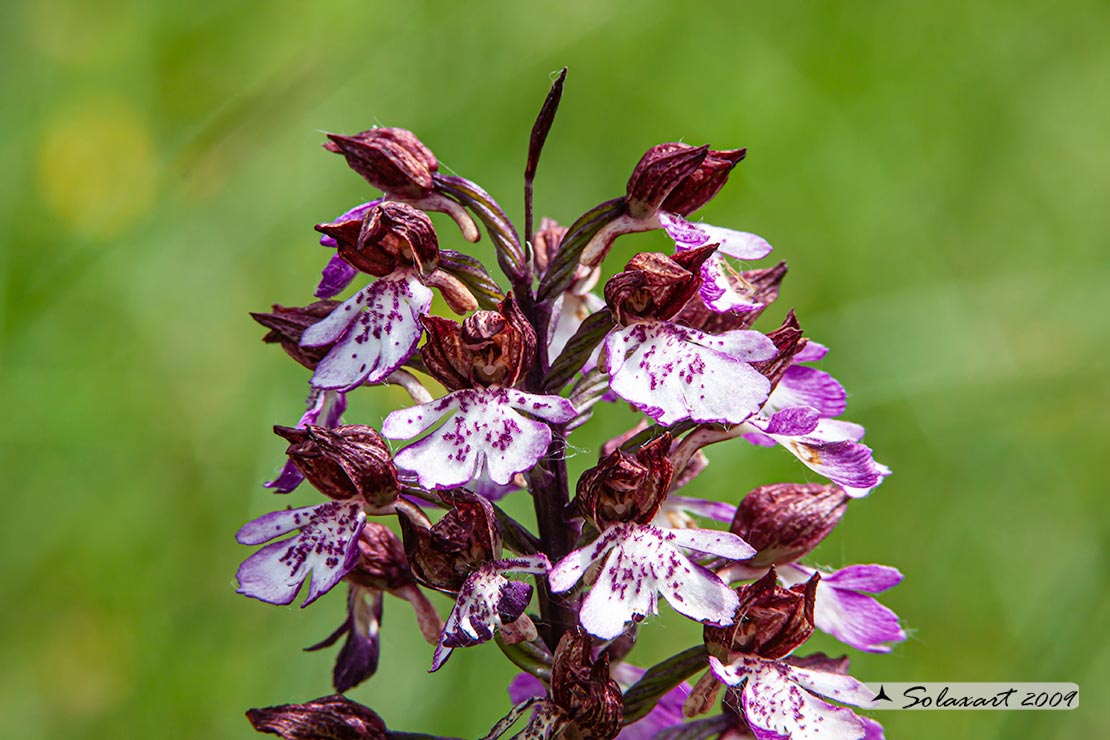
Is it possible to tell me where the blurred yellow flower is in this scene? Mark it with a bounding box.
[36,98,158,239]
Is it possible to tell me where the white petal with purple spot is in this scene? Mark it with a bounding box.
[431,556,549,671]
[236,501,366,607]
[550,524,742,639]
[708,655,871,740]
[604,322,775,425]
[698,254,766,313]
[383,389,576,490]
[304,272,433,391]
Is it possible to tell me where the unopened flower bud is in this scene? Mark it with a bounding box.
[532,217,567,275]
[397,491,502,592]
[661,148,747,216]
[551,629,623,740]
[730,483,848,567]
[274,424,399,508]
[316,202,439,279]
[604,247,715,325]
[246,694,386,739]
[324,127,438,199]
[705,568,817,661]
[420,295,537,390]
[626,143,709,220]
[345,521,414,592]
[577,434,673,529]
[252,301,341,370]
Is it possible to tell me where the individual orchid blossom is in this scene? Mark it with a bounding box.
[737,339,891,496]
[779,563,906,654]
[430,554,550,671]
[236,500,366,607]
[239,72,900,740]
[549,523,755,639]
[382,387,576,490]
[708,654,879,740]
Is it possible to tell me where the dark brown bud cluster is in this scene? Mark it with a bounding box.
[577,434,674,529]
[398,490,502,592]
[625,143,709,219]
[705,568,818,661]
[316,201,439,279]
[246,694,386,740]
[551,629,624,740]
[625,142,747,219]
[730,483,848,568]
[252,301,341,370]
[420,295,537,390]
[274,424,399,508]
[662,147,747,216]
[604,247,715,325]
[324,127,438,199]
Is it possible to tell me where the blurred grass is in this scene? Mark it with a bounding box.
[1,0,1108,738]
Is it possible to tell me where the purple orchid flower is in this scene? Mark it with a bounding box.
[658,212,775,314]
[300,270,434,392]
[315,200,383,298]
[431,555,550,671]
[743,410,891,497]
[236,500,366,607]
[709,654,879,740]
[382,388,576,490]
[549,523,755,639]
[779,563,906,654]
[509,664,692,740]
[603,322,777,426]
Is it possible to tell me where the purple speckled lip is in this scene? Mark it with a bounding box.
[239,79,899,739]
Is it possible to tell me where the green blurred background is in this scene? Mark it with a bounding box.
[2,1,1107,737]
